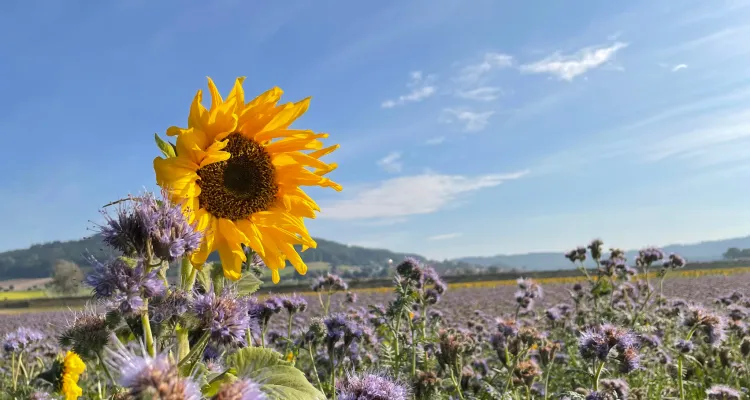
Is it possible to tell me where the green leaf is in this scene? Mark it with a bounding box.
[196,262,224,294]
[236,270,263,296]
[202,370,238,397]
[227,347,325,400]
[155,133,176,158]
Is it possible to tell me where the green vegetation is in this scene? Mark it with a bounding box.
[0,234,480,281]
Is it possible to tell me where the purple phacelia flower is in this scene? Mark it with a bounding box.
[281,294,308,315]
[578,329,610,361]
[3,327,44,353]
[336,373,409,400]
[663,253,686,269]
[637,247,664,266]
[705,384,741,400]
[85,257,164,315]
[98,191,201,262]
[214,378,267,400]
[311,273,348,292]
[192,288,252,346]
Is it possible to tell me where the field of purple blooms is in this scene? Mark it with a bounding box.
[3,240,750,399]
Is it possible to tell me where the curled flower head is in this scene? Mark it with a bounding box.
[663,253,686,269]
[192,288,252,346]
[336,372,409,400]
[311,273,348,292]
[599,379,629,400]
[588,239,604,261]
[578,329,610,362]
[150,289,191,324]
[98,191,202,262]
[107,341,201,400]
[565,247,587,263]
[682,304,726,347]
[281,294,308,315]
[637,247,664,266]
[213,378,266,400]
[85,257,165,315]
[346,291,358,303]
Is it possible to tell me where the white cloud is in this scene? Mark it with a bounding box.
[672,64,688,72]
[520,42,628,81]
[457,52,514,84]
[425,136,446,145]
[382,71,437,108]
[456,86,504,101]
[440,108,495,132]
[318,171,529,220]
[377,152,403,173]
[428,232,463,241]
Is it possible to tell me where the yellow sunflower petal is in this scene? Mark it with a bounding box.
[271,268,281,284]
[191,216,217,267]
[206,77,224,110]
[309,144,340,159]
[216,223,247,281]
[261,98,310,132]
[187,90,209,132]
[234,219,266,258]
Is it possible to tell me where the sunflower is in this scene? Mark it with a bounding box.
[154,77,341,283]
[60,351,86,400]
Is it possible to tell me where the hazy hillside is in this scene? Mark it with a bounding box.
[458,236,750,270]
[0,234,478,280]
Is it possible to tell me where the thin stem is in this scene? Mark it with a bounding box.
[178,330,211,369]
[410,319,417,378]
[503,354,520,395]
[307,345,324,393]
[329,346,337,400]
[176,325,190,362]
[286,314,294,355]
[543,361,554,400]
[11,351,17,391]
[141,308,155,357]
[678,325,700,400]
[593,360,606,391]
[449,365,465,400]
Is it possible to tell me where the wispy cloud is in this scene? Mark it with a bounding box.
[440,108,495,132]
[377,151,403,173]
[428,232,463,241]
[672,64,688,72]
[425,136,446,145]
[456,86,504,101]
[457,52,514,84]
[520,42,628,81]
[382,71,437,108]
[319,171,529,220]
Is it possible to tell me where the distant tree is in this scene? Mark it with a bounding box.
[50,260,84,295]
[724,247,750,260]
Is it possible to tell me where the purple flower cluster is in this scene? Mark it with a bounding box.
[3,327,44,352]
[192,288,252,346]
[578,324,640,373]
[281,294,308,315]
[337,373,409,400]
[637,247,665,266]
[311,273,349,292]
[98,191,202,262]
[85,257,165,315]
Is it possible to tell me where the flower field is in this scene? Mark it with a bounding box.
[3,79,749,400]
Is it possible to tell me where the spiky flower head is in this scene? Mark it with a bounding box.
[437,328,476,368]
[599,379,629,400]
[3,326,44,353]
[588,239,604,261]
[705,384,741,400]
[578,329,610,362]
[150,289,191,324]
[212,378,266,400]
[59,309,111,360]
[98,191,202,262]
[85,256,165,315]
[107,340,200,400]
[305,317,328,344]
[336,372,409,400]
[636,247,664,266]
[192,288,252,346]
[565,247,587,263]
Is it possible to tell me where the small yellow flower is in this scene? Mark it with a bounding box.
[286,351,295,362]
[60,351,85,400]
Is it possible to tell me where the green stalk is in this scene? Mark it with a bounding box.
[330,346,337,400]
[678,325,699,400]
[141,309,155,357]
[449,365,465,400]
[593,361,606,391]
[97,351,115,385]
[178,330,211,369]
[307,344,324,393]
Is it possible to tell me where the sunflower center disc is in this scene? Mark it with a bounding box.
[196,132,278,221]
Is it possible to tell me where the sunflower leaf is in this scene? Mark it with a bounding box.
[155,133,176,158]
[236,271,262,296]
[226,347,325,400]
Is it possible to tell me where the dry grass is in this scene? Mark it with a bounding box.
[0,277,52,291]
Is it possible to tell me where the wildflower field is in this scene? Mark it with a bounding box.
[3,79,750,400]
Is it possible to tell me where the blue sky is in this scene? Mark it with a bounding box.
[2,0,750,260]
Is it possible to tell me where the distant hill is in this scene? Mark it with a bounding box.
[457,236,750,270]
[0,234,479,280]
